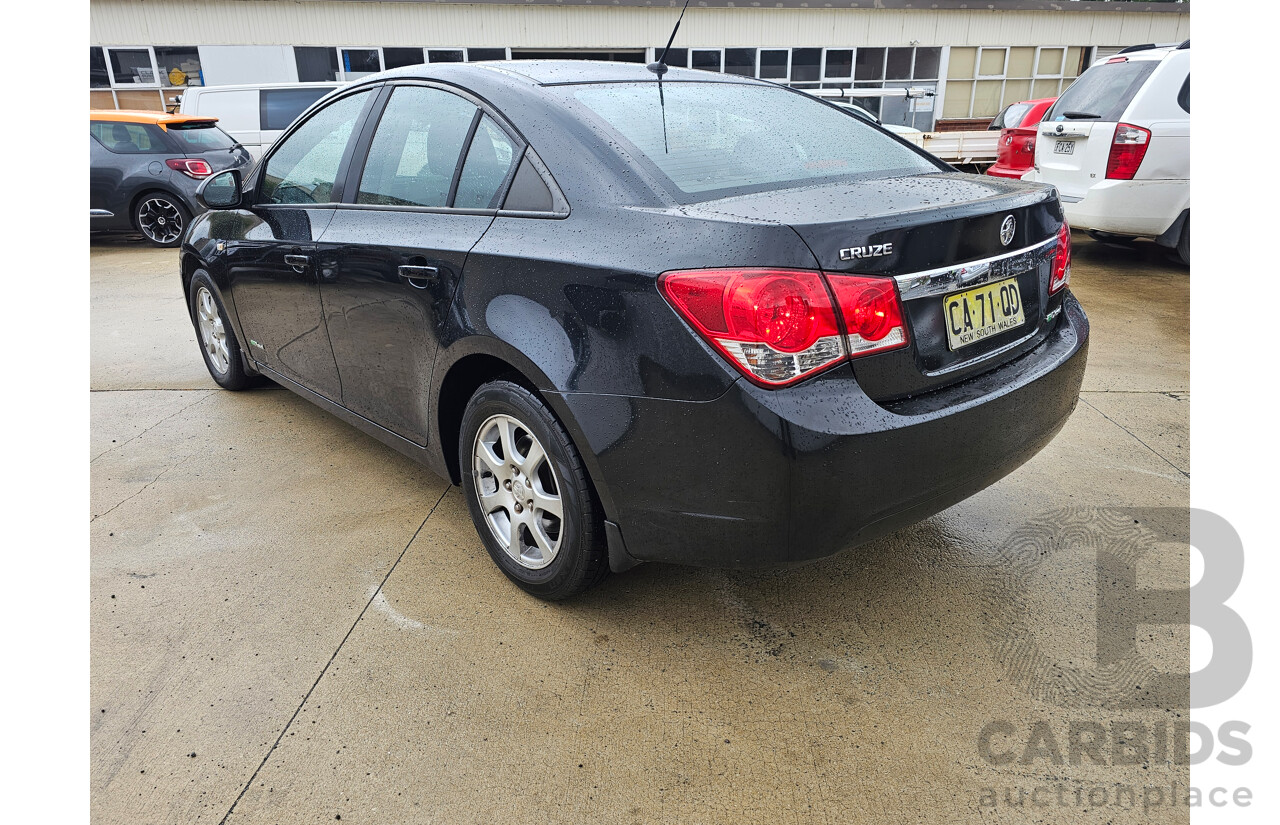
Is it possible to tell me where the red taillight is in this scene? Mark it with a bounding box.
[825,275,909,355]
[658,268,907,387]
[1050,221,1072,295]
[166,158,213,179]
[1105,123,1151,180]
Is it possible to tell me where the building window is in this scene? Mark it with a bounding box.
[154,47,202,87]
[108,48,157,85]
[759,49,788,80]
[90,47,110,88]
[341,48,382,80]
[724,48,756,77]
[943,45,1086,121]
[428,49,465,63]
[295,46,340,82]
[466,48,508,61]
[383,47,425,70]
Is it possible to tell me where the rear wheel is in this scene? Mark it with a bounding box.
[1175,214,1190,265]
[460,380,608,600]
[134,192,189,248]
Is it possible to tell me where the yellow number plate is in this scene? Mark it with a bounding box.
[943,277,1025,351]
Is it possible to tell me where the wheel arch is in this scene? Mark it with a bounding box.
[433,341,618,522]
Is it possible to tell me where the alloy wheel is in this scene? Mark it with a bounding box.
[472,413,564,569]
[195,286,231,375]
[137,197,184,245]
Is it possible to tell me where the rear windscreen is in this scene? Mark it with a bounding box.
[167,122,237,151]
[261,87,334,131]
[1048,59,1158,123]
[991,102,1032,130]
[568,82,938,201]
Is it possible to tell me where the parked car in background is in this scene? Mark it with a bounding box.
[177,82,340,158]
[985,98,1055,179]
[90,110,253,247]
[1024,42,1190,263]
[832,101,923,135]
[181,61,1087,600]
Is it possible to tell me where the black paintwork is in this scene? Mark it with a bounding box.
[181,61,1089,570]
[90,121,252,233]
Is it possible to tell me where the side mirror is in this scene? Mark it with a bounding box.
[196,169,243,210]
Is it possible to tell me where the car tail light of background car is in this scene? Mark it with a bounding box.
[658,268,908,387]
[165,158,213,179]
[1105,123,1151,180]
[1050,221,1072,295]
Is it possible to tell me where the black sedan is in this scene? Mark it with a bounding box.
[180,61,1088,600]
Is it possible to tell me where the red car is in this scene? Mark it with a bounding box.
[986,98,1056,179]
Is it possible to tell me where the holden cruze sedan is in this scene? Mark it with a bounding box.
[180,60,1088,600]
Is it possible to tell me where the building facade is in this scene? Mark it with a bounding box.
[89,0,1189,130]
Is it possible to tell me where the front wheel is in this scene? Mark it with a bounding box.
[134,192,190,248]
[460,380,609,600]
[188,270,254,390]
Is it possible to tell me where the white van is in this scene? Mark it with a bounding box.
[1024,42,1190,263]
[177,82,341,158]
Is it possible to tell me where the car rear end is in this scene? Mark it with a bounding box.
[159,117,253,209]
[986,98,1054,179]
[552,77,1088,568]
[1025,46,1189,239]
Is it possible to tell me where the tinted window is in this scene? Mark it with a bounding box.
[108,48,154,84]
[467,48,507,62]
[295,46,339,82]
[383,47,424,70]
[261,90,370,204]
[1177,74,1190,113]
[1048,59,1158,123]
[454,116,518,209]
[167,122,238,151]
[261,87,335,131]
[90,121,168,153]
[570,82,936,200]
[90,47,109,88]
[357,86,477,208]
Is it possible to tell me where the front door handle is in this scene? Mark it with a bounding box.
[398,264,439,289]
[284,254,310,272]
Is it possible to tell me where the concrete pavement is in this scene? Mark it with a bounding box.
[91,233,1190,824]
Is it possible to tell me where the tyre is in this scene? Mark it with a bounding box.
[133,192,190,248]
[1175,214,1190,266]
[460,380,609,600]
[188,270,255,390]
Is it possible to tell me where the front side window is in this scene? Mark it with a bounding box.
[90,121,167,153]
[261,90,371,204]
[357,86,478,208]
[569,82,937,200]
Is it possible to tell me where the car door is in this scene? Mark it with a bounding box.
[316,82,520,445]
[222,87,378,401]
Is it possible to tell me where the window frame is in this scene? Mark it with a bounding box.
[329,79,565,218]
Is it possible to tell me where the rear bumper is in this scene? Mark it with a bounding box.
[1041,177,1188,237]
[558,293,1090,568]
[986,162,1032,179]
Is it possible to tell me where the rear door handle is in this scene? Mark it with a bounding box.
[284,254,310,271]
[398,264,439,288]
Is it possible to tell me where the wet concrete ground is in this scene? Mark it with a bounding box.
[91,233,1189,824]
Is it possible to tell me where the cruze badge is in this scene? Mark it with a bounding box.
[999,215,1016,246]
[839,242,894,261]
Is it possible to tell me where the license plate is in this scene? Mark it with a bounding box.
[1054,139,1075,155]
[943,277,1026,351]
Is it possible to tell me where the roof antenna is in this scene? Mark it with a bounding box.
[647,0,692,77]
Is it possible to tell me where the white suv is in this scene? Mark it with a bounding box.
[1025,42,1190,263]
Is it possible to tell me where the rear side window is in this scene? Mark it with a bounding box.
[1178,75,1190,113]
[261,87,335,131]
[166,122,237,151]
[568,82,936,200]
[90,121,168,153]
[454,116,518,209]
[356,86,478,208]
[261,90,371,204]
[1048,59,1158,123]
